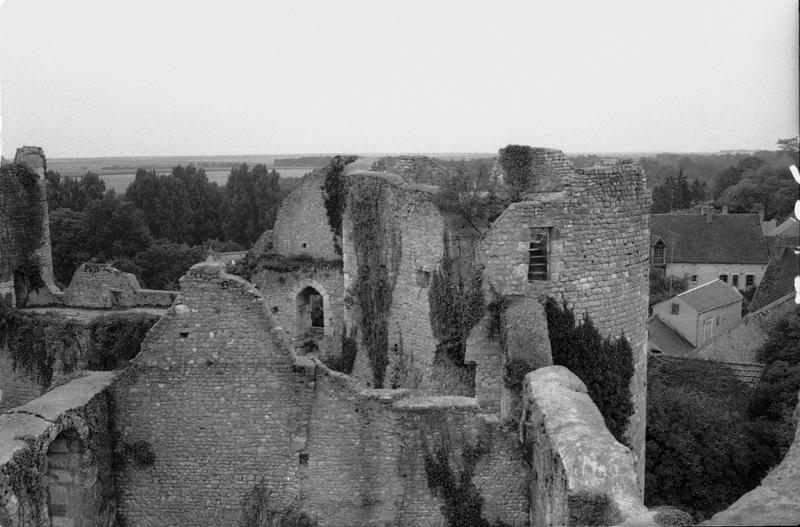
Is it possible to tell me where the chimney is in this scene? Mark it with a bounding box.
[706,208,713,223]
[722,205,728,214]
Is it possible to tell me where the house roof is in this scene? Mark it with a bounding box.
[749,245,799,312]
[770,216,800,238]
[647,316,695,356]
[651,213,769,264]
[676,279,742,313]
[650,354,765,392]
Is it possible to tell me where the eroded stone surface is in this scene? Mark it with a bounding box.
[521,366,646,527]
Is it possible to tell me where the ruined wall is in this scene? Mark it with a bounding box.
[520,366,651,527]
[114,264,312,526]
[271,173,340,259]
[63,263,175,308]
[250,266,344,360]
[477,157,651,490]
[370,155,453,185]
[114,263,527,526]
[0,309,161,412]
[0,147,61,310]
[342,173,468,392]
[0,372,117,527]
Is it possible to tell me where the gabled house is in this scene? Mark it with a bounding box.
[649,279,743,354]
[651,209,770,290]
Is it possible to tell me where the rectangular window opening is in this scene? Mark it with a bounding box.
[719,274,728,283]
[746,274,755,287]
[528,227,550,281]
[670,303,680,315]
[732,274,739,288]
[653,244,665,265]
[691,275,698,283]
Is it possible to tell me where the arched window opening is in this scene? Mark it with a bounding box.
[296,286,325,342]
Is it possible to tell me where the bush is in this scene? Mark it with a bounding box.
[543,298,634,445]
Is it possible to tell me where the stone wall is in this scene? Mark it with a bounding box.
[0,308,161,412]
[0,372,117,527]
[250,266,344,361]
[342,173,459,392]
[114,263,528,526]
[477,156,651,491]
[520,366,650,527]
[370,156,453,185]
[63,263,176,308]
[271,172,340,259]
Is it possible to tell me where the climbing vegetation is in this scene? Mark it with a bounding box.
[349,178,401,388]
[7,438,47,525]
[423,430,511,527]
[543,297,634,446]
[498,145,533,201]
[428,237,485,363]
[229,252,342,282]
[322,155,357,254]
[241,478,310,527]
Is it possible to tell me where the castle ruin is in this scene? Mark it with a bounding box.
[0,145,660,526]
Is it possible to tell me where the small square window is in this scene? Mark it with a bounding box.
[670,303,680,315]
[691,275,698,283]
[719,274,728,283]
[746,274,755,287]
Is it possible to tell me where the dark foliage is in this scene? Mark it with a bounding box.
[0,313,54,387]
[86,313,159,370]
[503,357,535,392]
[223,163,285,245]
[228,252,342,282]
[0,163,46,291]
[543,298,634,445]
[128,239,205,290]
[648,269,689,313]
[423,440,511,527]
[428,245,485,363]
[499,145,533,201]
[322,330,358,375]
[749,308,800,455]
[322,155,357,254]
[349,180,401,388]
[118,440,156,466]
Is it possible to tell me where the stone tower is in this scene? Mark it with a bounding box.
[0,146,61,309]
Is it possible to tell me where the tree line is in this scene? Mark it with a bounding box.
[46,164,290,290]
[647,137,798,218]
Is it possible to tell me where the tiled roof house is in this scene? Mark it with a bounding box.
[651,210,770,290]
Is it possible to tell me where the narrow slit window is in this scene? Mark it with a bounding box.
[528,228,550,281]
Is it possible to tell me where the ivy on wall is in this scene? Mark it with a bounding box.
[7,437,47,525]
[349,178,401,388]
[0,163,46,309]
[498,145,534,201]
[228,252,342,282]
[322,155,357,255]
[428,235,485,363]
[543,297,634,446]
[0,312,158,388]
[423,430,511,527]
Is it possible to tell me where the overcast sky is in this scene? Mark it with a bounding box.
[0,0,798,158]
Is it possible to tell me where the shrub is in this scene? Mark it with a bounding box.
[543,298,634,445]
[503,357,535,392]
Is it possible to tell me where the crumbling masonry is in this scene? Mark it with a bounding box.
[1,145,659,526]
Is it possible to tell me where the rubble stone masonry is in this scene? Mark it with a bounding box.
[478,158,651,491]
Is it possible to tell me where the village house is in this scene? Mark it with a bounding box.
[648,278,743,355]
[650,208,770,290]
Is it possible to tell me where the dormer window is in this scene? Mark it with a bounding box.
[528,228,550,281]
[670,303,680,315]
